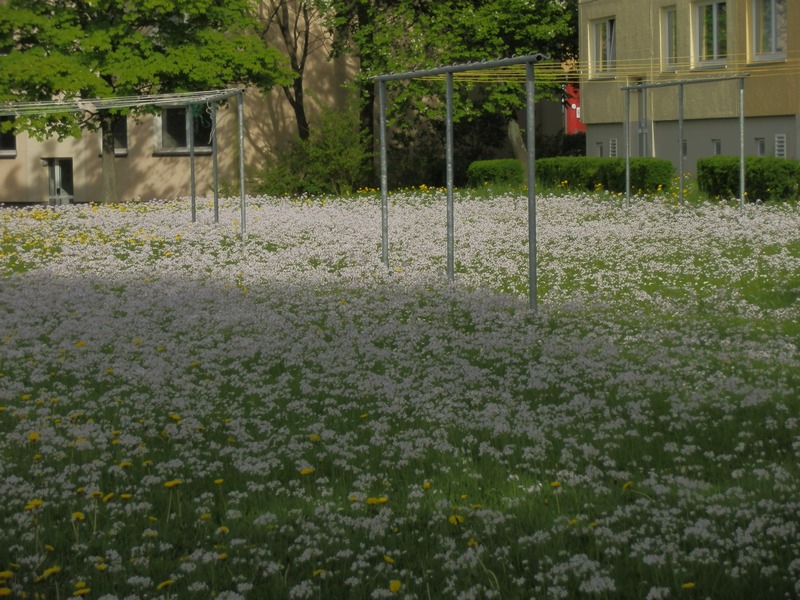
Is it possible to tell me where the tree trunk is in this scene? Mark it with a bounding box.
[100,112,119,204]
[508,119,528,181]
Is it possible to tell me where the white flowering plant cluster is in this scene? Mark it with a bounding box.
[0,192,798,599]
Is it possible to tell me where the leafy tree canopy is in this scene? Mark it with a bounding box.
[0,0,294,140]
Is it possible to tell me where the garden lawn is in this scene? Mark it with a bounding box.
[0,192,798,600]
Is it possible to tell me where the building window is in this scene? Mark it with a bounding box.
[114,118,128,156]
[596,141,604,157]
[609,137,618,158]
[663,7,678,69]
[696,1,727,64]
[156,107,212,154]
[753,0,786,58]
[775,134,786,158]
[592,17,616,74]
[755,137,766,156]
[712,139,722,155]
[682,140,688,160]
[0,116,16,158]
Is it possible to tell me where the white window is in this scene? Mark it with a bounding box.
[0,116,16,158]
[662,7,678,69]
[696,1,727,64]
[753,0,786,58]
[593,18,616,74]
[712,139,722,155]
[609,137,618,158]
[775,134,786,158]
[155,107,212,154]
[755,137,766,156]
[596,141,605,157]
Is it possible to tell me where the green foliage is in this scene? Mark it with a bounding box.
[467,159,525,188]
[256,98,371,196]
[697,156,800,202]
[536,157,674,194]
[0,0,292,139]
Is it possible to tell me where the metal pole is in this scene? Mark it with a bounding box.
[187,104,196,222]
[739,77,745,210]
[378,80,389,267]
[445,72,455,282]
[237,90,246,236]
[211,103,220,223]
[525,61,537,312]
[624,88,631,208]
[678,83,684,205]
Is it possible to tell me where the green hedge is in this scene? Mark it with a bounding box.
[536,157,675,194]
[466,159,525,187]
[697,156,800,202]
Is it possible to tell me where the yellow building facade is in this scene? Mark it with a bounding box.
[578,0,799,170]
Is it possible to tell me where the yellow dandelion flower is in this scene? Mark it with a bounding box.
[383,554,394,564]
[199,513,212,521]
[120,493,133,500]
[73,587,91,596]
[156,579,175,590]
[94,564,108,572]
[622,481,634,491]
[308,433,321,443]
[218,553,228,560]
[44,544,55,552]
[217,525,229,534]
[448,514,464,526]
[467,537,479,547]
[312,569,325,578]
[118,461,133,468]
[0,571,12,579]
[550,481,560,488]
[102,493,114,503]
[75,341,86,347]
[299,467,314,476]
[27,431,40,442]
[164,479,183,488]
[24,498,44,510]
[423,481,431,490]
[0,588,10,597]
[366,496,388,505]
[34,566,61,582]
[681,582,696,590]
[214,478,224,485]
[389,580,401,593]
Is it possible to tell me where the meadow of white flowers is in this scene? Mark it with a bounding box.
[0,193,798,599]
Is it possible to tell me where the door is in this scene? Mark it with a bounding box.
[47,158,74,205]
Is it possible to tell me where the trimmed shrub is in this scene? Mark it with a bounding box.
[536,157,674,193]
[697,156,800,201]
[466,159,525,187]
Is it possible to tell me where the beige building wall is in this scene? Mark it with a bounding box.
[578,0,799,168]
[0,5,357,205]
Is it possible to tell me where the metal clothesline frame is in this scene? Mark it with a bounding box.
[374,54,547,312]
[620,74,749,209]
[0,88,249,235]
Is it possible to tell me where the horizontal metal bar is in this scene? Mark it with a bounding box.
[619,73,749,91]
[0,88,245,117]
[373,54,548,82]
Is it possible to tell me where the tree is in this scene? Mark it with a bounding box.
[0,0,292,203]
[318,0,578,182]
[257,0,333,141]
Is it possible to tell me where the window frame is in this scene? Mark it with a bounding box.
[752,0,786,60]
[662,6,679,70]
[695,1,728,66]
[592,17,617,76]
[0,116,17,158]
[154,106,213,156]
